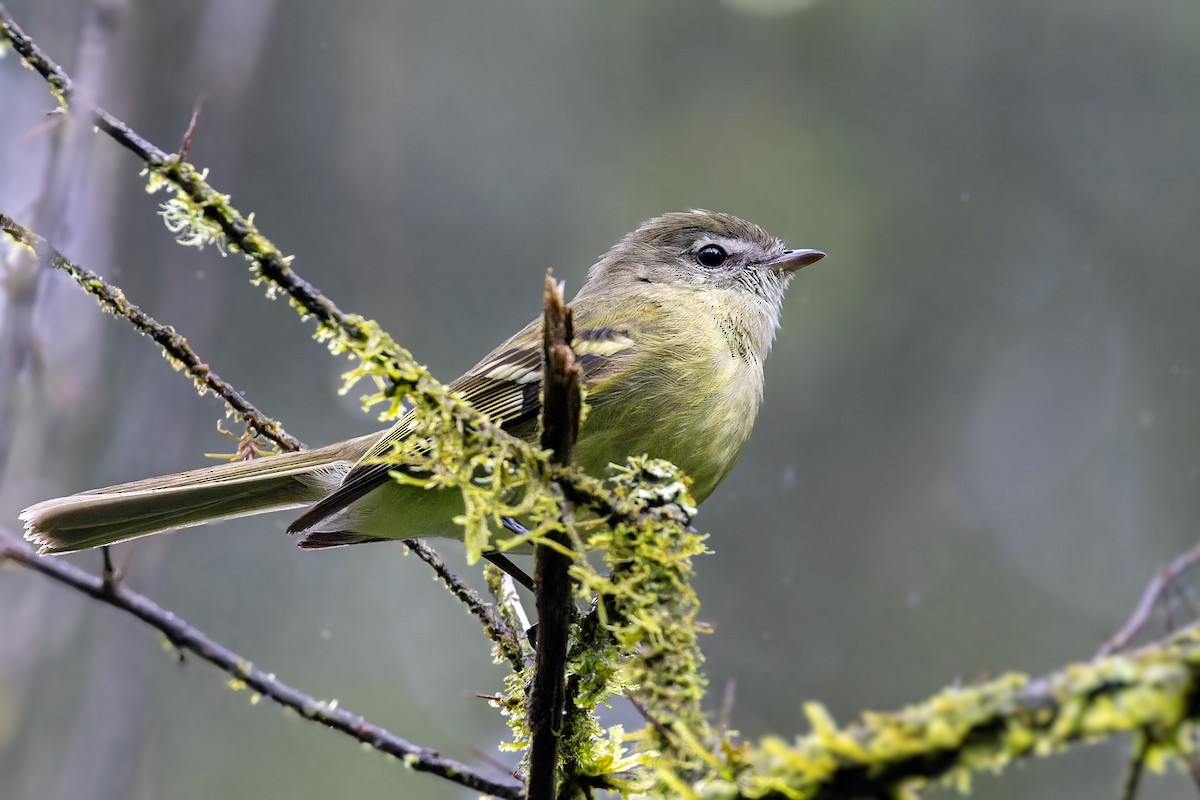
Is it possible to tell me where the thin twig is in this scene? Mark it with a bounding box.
[718,679,737,741]
[0,531,524,800]
[1099,541,1200,657]
[177,93,204,160]
[402,538,524,671]
[629,696,674,744]
[0,213,304,452]
[526,272,582,800]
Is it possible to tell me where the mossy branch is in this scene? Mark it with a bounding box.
[702,625,1200,799]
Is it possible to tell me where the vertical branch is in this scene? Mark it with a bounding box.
[526,272,582,800]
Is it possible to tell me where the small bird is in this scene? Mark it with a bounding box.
[21,210,823,557]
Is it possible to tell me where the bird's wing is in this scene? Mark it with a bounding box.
[286,316,636,534]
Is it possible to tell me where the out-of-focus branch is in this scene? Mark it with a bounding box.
[526,273,582,800]
[0,213,303,452]
[1099,540,1200,657]
[0,4,354,339]
[0,0,107,470]
[0,530,525,800]
[5,5,143,798]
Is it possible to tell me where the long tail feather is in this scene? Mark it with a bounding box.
[20,445,359,554]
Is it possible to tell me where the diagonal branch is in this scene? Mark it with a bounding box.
[0,530,525,800]
[1099,540,1200,657]
[403,537,525,671]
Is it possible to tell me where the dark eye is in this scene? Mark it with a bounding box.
[696,244,728,268]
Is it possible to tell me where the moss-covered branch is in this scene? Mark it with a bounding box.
[699,624,1200,799]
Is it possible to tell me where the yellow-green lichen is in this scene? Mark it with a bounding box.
[693,628,1200,798]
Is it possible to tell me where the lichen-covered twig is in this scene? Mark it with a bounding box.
[402,537,524,672]
[527,273,583,800]
[0,213,303,452]
[0,530,525,800]
[712,624,1200,799]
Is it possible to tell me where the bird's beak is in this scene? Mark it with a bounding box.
[769,248,825,274]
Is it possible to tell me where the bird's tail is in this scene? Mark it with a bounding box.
[20,444,359,555]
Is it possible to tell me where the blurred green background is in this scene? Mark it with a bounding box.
[2,0,1199,797]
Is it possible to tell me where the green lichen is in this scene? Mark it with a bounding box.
[487,458,717,793]
[578,459,711,745]
[686,627,1200,799]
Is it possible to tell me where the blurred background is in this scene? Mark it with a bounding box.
[2,0,1198,797]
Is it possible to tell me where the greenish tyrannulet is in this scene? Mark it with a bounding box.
[21,210,824,555]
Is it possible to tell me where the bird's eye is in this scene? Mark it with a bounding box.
[696,244,728,268]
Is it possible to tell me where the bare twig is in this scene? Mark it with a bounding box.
[718,679,737,741]
[177,93,204,160]
[629,696,673,744]
[1099,541,1200,657]
[527,272,582,800]
[0,213,304,452]
[0,530,525,800]
[0,7,70,100]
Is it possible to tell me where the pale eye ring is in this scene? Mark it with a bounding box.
[696,244,728,268]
